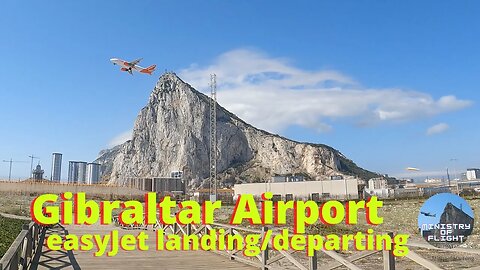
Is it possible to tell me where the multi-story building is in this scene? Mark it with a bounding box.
[51,153,62,182]
[68,161,87,183]
[368,177,388,190]
[86,163,101,184]
[466,168,480,180]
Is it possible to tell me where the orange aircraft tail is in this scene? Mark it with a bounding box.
[140,64,156,75]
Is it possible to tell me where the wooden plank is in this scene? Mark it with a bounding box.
[278,250,308,270]
[309,250,317,270]
[30,223,256,270]
[383,249,395,270]
[0,230,28,269]
[405,250,443,270]
[322,250,380,270]
[322,250,363,270]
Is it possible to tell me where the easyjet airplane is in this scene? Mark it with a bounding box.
[110,58,156,75]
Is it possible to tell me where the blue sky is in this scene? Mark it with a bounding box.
[0,1,478,180]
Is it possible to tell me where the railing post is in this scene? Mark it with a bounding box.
[32,224,39,251]
[383,232,395,270]
[229,228,235,260]
[309,250,318,270]
[186,223,192,235]
[20,235,27,270]
[23,224,33,261]
[9,249,19,270]
[261,226,269,270]
[173,223,178,235]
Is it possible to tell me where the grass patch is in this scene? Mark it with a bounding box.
[0,216,29,258]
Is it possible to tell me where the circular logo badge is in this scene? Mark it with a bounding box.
[418,193,474,248]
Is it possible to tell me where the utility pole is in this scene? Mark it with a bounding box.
[2,159,28,181]
[450,158,460,194]
[447,168,451,190]
[209,74,217,201]
[28,155,40,179]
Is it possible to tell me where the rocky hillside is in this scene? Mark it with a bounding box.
[96,73,377,187]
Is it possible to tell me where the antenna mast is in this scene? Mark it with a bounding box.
[209,74,217,201]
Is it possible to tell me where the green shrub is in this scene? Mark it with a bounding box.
[0,216,28,258]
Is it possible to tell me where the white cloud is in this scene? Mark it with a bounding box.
[426,123,450,136]
[108,130,132,147]
[180,49,472,133]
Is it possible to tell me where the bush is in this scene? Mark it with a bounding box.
[0,216,28,258]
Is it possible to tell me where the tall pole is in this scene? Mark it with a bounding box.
[8,159,12,181]
[450,158,459,194]
[447,168,451,189]
[210,74,217,201]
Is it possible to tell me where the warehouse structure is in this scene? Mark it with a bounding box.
[233,177,359,201]
[126,177,185,197]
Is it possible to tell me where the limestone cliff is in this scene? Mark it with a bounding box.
[96,73,377,187]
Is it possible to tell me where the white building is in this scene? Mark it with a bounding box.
[233,178,359,201]
[68,161,87,184]
[466,168,480,180]
[368,178,388,190]
[364,178,391,198]
[86,163,101,184]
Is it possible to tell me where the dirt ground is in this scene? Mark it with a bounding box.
[212,197,480,269]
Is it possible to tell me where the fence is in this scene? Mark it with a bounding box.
[0,222,42,270]
[113,215,480,270]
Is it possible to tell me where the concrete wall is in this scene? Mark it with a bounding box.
[233,178,359,200]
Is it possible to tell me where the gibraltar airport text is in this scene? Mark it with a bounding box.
[30,192,410,257]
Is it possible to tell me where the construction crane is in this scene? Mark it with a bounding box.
[28,155,40,179]
[209,74,217,201]
[2,158,28,181]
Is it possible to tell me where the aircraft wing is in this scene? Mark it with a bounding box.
[132,65,145,72]
[130,58,143,66]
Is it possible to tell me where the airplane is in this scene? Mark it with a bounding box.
[110,58,156,75]
[420,211,436,217]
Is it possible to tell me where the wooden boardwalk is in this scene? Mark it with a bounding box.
[29,224,255,270]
